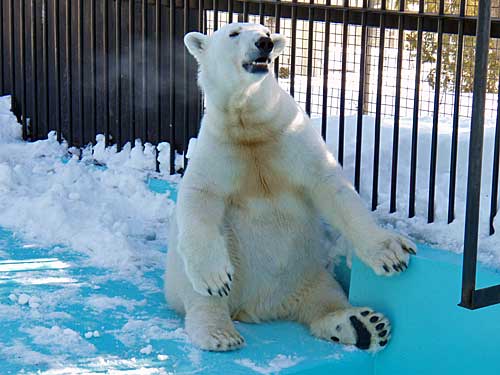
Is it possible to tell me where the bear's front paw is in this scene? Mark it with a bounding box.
[357,230,416,277]
[189,326,245,352]
[185,255,234,297]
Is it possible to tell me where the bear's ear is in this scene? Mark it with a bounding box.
[271,34,286,58]
[184,32,208,61]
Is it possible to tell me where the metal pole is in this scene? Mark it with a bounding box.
[460,0,491,309]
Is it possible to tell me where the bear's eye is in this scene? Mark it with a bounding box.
[229,31,240,38]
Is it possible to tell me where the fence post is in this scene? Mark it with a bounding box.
[460,0,491,309]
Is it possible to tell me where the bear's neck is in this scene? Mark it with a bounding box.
[203,74,289,145]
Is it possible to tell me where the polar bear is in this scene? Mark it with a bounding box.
[164,23,416,353]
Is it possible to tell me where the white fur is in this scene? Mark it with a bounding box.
[165,23,416,352]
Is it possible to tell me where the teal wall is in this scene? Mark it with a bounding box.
[349,245,500,375]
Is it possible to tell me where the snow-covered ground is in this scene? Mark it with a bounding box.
[313,113,500,269]
[0,91,499,373]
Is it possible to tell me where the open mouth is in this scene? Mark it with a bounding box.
[243,56,272,74]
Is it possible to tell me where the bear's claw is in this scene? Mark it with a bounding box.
[357,230,417,277]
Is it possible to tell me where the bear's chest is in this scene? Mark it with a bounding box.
[229,141,296,199]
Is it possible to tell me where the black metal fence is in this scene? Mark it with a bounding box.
[0,0,499,309]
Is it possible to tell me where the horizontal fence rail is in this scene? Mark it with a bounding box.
[0,0,500,308]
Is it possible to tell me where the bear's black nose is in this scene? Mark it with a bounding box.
[255,37,274,54]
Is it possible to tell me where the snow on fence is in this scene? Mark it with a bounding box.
[0,0,500,308]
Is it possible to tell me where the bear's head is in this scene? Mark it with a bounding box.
[184,23,286,94]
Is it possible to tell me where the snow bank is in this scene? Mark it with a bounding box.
[0,96,177,277]
[311,114,500,268]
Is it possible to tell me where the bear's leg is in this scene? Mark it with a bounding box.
[293,270,391,352]
[184,294,245,352]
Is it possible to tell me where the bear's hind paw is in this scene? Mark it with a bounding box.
[311,307,391,352]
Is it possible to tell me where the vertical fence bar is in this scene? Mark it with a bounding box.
[66,0,73,145]
[213,0,218,31]
[116,0,122,149]
[142,0,147,142]
[448,0,466,223]
[155,0,161,170]
[491,77,500,235]
[390,0,405,213]
[20,0,27,140]
[409,0,424,218]
[169,0,176,174]
[427,0,445,223]
[460,0,491,309]
[90,0,97,142]
[354,0,369,192]
[141,0,149,143]
[338,0,348,166]
[9,0,16,114]
[305,0,314,116]
[290,0,297,97]
[184,0,190,170]
[274,0,281,78]
[42,0,49,137]
[372,0,386,211]
[77,0,84,146]
[54,0,62,141]
[30,0,38,140]
[103,0,110,145]
[197,0,204,129]
[0,0,4,94]
[320,0,330,141]
[228,0,233,22]
[129,0,135,142]
[258,1,264,25]
[243,0,248,22]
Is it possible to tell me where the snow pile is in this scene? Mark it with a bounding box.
[311,115,500,268]
[0,96,177,276]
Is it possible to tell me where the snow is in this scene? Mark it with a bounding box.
[235,355,304,375]
[310,114,500,267]
[140,344,153,355]
[0,96,177,276]
[86,295,146,313]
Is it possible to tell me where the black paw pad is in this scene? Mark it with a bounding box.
[207,289,213,296]
[369,316,379,323]
[375,323,385,330]
[361,310,370,317]
[350,316,372,350]
[380,340,388,347]
[383,264,390,273]
[331,336,340,342]
[379,330,387,338]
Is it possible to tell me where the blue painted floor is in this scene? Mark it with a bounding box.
[0,179,369,375]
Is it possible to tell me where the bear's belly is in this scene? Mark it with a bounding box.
[224,191,327,318]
